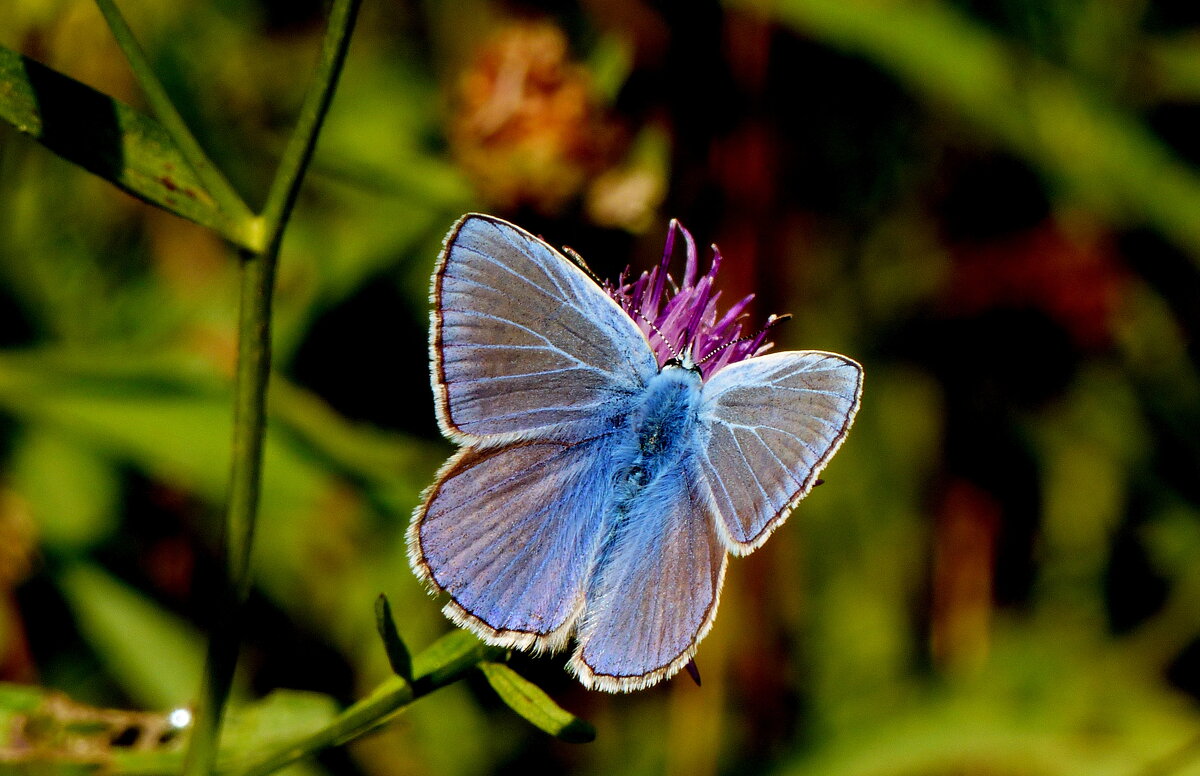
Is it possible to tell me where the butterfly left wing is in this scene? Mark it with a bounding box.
[569,460,727,692]
[410,433,623,652]
[697,351,863,555]
[434,214,658,444]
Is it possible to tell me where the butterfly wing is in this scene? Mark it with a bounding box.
[433,214,658,444]
[569,460,727,692]
[698,351,862,555]
[409,433,623,651]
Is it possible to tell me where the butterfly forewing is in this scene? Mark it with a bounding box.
[570,461,727,691]
[410,434,623,651]
[433,215,658,443]
[698,351,863,554]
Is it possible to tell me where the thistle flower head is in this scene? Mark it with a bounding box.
[605,219,778,378]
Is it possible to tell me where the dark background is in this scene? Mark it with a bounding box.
[3,0,1200,773]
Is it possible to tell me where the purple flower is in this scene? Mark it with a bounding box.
[605,219,781,378]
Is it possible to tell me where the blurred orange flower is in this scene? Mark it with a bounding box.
[449,21,622,214]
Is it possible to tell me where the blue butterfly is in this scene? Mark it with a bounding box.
[408,214,863,692]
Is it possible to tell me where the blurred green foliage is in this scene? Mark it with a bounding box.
[2,0,1200,774]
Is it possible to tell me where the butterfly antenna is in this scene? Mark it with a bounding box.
[631,307,684,360]
[695,338,743,366]
[696,313,791,366]
[561,240,687,359]
[562,245,604,286]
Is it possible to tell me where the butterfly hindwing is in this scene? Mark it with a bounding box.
[433,214,658,444]
[409,433,623,652]
[569,458,727,691]
[698,351,863,554]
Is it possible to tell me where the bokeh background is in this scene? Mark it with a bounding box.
[3,0,1200,773]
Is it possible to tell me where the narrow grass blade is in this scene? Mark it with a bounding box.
[478,662,596,744]
[374,594,413,681]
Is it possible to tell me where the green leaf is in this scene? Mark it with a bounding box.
[57,563,207,709]
[412,630,505,687]
[478,662,596,744]
[10,426,119,552]
[218,691,340,762]
[0,347,434,495]
[374,594,413,681]
[0,45,253,247]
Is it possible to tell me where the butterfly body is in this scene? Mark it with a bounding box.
[595,363,704,586]
[613,361,701,485]
[410,214,863,691]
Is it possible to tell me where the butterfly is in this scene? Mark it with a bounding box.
[408,213,863,692]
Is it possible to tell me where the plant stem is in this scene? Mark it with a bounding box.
[256,0,363,252]
[179,247,274,776]
[92,0,255,236]
[223,639,504,776]
[179,1,362,774]
[225,677,414,776]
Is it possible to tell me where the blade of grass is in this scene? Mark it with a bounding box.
[478,662,596,743]
[180,2,363,775]
[92,0,254,233]
[375,594,414,681]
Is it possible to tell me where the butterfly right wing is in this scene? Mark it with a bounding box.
[698,351,863,555]
[409,432,623,652]
[433,214,659,444]
[569,456,727,692]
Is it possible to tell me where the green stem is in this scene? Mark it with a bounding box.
[92,0,255,235]
[255,0,363,252]
[226,677,415,776]
[223,640,504,776]
[179,1,363,774]
[179,248,274,776]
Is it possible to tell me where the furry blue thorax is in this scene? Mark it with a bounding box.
[614,364,703,494]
